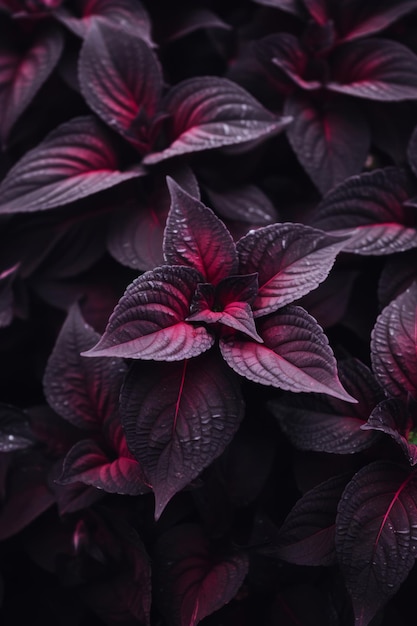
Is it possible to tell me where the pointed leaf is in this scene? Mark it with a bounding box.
[0,116,144,214]
[371,283,417,400]
[328,39,417,101]
[0,403,35,452]
[363,399,417,465]
[220,305,355,401]
[43,304,127,430]
[312,167,417,255]
[164,179,238,283]
[258,33,320,91]
[205,182,278,225]
[120,353,245,519]
[336,461,417,626]
[59,439,150,495]
[79,22,162,151]
[156,524,248,626]
[284,92,370,194]
[0,27,64,146]
[143,77,292,164]
[271,359,383,453]
[83,265,214,361]
[237,222,347,316]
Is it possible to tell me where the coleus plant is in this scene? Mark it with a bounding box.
[82,177,354,518]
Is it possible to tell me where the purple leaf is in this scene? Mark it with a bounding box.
[0,263,19,327]
[371,282,417,400]
[155,523,249,626]
[336,461,417,626]
[0,403,35,452]
[261,33,321,91]
[120,353,244,519]
[252,0,302,15]
[237,222,347,316]
[164,179,238,283]
[79,22,163,152]
[43,304,127,430]
[274,473,350,566]
[312,167,417,255]
[284,92,370,194]
[407,123,417,178]
[55,0,153,44]
[58,439,150,495]
[0,116,144,214]
[0,27,63,147]
[204,182,278,225]
[162,7,230,42]
[220,305,355,401]
[271,359,383,453]
[143,77,292,164]
[328,39,417,101]
[83,265,214,361]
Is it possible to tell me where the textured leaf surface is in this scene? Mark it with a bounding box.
[312,168,417,255]
[220,306,355,401]
[83,265,214,361]
[0,116,143,214]
[205,182,278,225]
[144,77,291,164]
[328,39,417,101]
[371,283,417,400]
[121,353,244,519]
[363,399,417,465]
[79,22,162,150]
[285,93,370,194]
[156,524,249,626]
[336,461,417,626]
[237,222,346,316]
[164,179,238,284]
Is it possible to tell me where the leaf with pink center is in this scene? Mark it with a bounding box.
[0,116,144,214]
[83,265,214,361]
[155,523,248,626]
[312,167,417,255]
[237,222,347,316]
[79,22,163,152]
[120,353,245,519]
[220,305,355,401]
[271,359,383,454]
[58,439,150,495]
[164,179,238,284]
[284,92,370,194]
[0,26,63,147]
[143,77,292,164]
[371,283,417,400]
[328,39,417,101]
[55,0,153,44]
[336,461,417,626]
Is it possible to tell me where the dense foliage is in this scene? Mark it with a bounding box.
[2,1,417,624]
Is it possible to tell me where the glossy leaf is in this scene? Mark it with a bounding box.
[336,461,417,626]
[371,283,417,400]
[120,353,244,519]
[0,116,144,214]
[285,92,370,194]
[0,403,35,452]
[204,182,278,226]
[144,77,292,164]
[220,305,355,401]
[237,222,347,316]
[83,265,214,361]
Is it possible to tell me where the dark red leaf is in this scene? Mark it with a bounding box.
[79,22,162,151]
[83,265,214,361]
[164,179,238,283]
[363,399,417,465]
[328,39,417,101]
[237,222,347,316]
[120,353,245,519]
[143,77,291,164]
[273,473,350,566]
[336,461,417,626]
[371,282,417,400]
[0,27,63,147]
[0,403,35,452]
[284,92,370,194]
[220,305,355,401]
[312,167,417,255]
[155,524,249,626]
[55,0,153,44]
[58,439,150,495]
[0,116,144,214]
[271,359,383,453]
[260,33,321,91]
